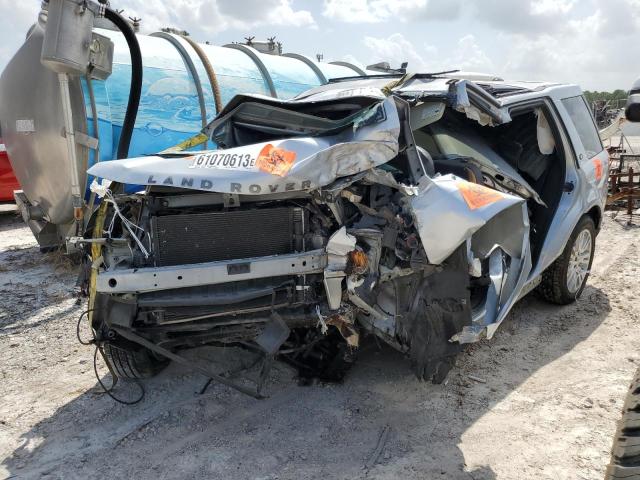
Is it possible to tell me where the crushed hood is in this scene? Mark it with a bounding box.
[88,97,400,194]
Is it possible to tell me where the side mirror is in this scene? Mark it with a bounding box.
[625,78,640,122]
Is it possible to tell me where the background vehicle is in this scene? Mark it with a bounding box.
[83,74,609,395]
[0,140,20,202]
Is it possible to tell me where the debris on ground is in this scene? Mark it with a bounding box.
[0,212,639,479]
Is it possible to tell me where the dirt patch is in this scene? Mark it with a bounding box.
[0,213,638,479]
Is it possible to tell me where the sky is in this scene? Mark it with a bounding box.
[0,0,638,91]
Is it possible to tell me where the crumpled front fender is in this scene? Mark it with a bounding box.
[409,174,532,342]
[409,174,525,265]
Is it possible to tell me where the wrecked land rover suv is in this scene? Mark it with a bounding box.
[82,74,609,397]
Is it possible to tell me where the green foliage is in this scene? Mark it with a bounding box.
[160,27,190,36]
[584,89,627,104]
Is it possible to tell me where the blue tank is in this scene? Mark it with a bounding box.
[82,29,369,169]
[0,15,375,244]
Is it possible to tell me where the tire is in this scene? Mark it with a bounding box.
[101,341,168,380]
[538,215,596,305]
[606,367,640,479]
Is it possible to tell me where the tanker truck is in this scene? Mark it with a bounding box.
[0,0,374,249]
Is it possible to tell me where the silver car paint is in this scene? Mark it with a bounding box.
[409,174,525,265]
[90,79,608,344]
[521,95,608,283]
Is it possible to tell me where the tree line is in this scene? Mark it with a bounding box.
[584,90,627,104]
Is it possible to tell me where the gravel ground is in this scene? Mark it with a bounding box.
[0,211,639,480]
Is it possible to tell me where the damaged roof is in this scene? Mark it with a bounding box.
[295,73,580,105]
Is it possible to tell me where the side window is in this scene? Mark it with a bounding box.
[561,95,603,159]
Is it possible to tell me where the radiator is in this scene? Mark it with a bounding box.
[151,207,303,267]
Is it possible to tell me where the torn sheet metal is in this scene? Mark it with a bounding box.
[487,203,532,336]
[88,98,399,195]
[326,313,359,347]
[408,101,445,130]
[409,174,525,265]
[454,202,532,343]
[479,248,505,331]
[324,227,356,310]
[304,86,387,102]
[289,77,518,131]
[293,79,400,102]
[451,80,512,126]
[361,168,418,196]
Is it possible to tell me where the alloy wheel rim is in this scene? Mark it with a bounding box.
[566,229,592,294]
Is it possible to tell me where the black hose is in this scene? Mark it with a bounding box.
[76,308,145,405]
[104,7,142,160]
[76,309,95,346]
[94,345,145,405]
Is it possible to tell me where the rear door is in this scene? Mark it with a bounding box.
[524,94,608,281]
[559,95,609,206]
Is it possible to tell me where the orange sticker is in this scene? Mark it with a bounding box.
[256,144,296,177]
[457,181,504,210]
[593,158,603,181]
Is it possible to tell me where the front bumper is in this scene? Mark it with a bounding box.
[96,250,327,294]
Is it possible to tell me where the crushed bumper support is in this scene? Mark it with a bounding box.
[97,250,327,294]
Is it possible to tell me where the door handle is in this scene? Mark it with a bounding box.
[563,181,575,193]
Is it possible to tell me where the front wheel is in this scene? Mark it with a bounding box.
[101,339,169,380]
[538,215,596,305]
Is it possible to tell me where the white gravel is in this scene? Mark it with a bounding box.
[0,210,639,480]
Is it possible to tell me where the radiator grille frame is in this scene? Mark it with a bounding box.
[151,207,303,267]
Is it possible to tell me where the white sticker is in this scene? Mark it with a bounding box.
[187,152,257,170]
[16,119,35,133]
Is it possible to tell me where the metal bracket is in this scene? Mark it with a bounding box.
[62,127,99,150]
[74,130,99,150]
[223,193,240,208]
[255,311,290,355]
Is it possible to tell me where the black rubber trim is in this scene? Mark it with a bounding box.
[104,7,142,159]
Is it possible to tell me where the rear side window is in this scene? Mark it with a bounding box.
[561,95,603,159]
